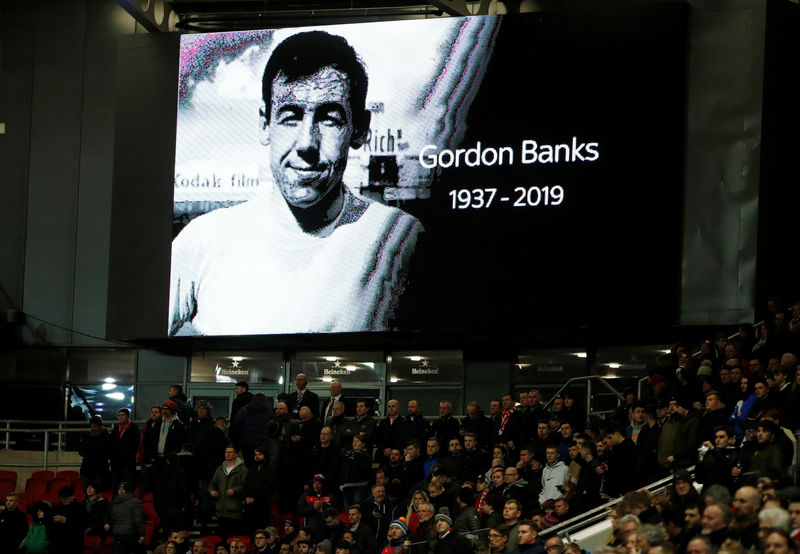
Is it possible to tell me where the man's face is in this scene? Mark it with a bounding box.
[490,401,501,415]
[538,423,550,439]
[300,407,312,421]
[714,430,732,449]
[503,502,520,522]
[764,532,791,554]
[224,447,236,461]
[408,400,419,415]
[464,435,477,450]
[427,440,439,456]
[348,509,361,525]
[449,439,462,455]
[789,502,800,531]
[435,519,450,534]
[197,406,209,420]
[491,471,505,488]
[373,486,385,503]
[467,403,478,417]
[266,67,359,210]
[150,407,161,420]
[530,391,541,406]
[418,505,434,522]
[118,411,129,424]
[169,386,179,398]
[569,445,579,459]
[332,403,344,417]
[389,449,402,463]
[388,525,403,540]
[406,444,420,459]
[320,427,332,444]
[519,392,529,405]
[298,545,310,554]
[701,505,725,532]
[275,403,288,416]
[234,385,244,395]
[733,486,760,518]
[687,539,709,554]
[546,448,559,465]
[705,394,722,411]
[356,402,367,417]
[5,495,18,510]
[439,402,451,417]
[561,423,573,438]
[280,545,292,554]
[254,450,265,463]
[685,507,701,527]
[387,400,399,417]
[632,407,646,424]
[489,529,509,552]
[756,426,773,444]
[161,406,174,418]
[192,540,207,553]
[296,374,307,390]
[504,468,519,484]
[518,524,536,545]
[234,541,248,554]
[330,381,342,396]
[754,382,769,399]
[502,395,514,410]
[555,500,569,516]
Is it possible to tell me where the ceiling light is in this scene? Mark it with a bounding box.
[101,383,116,391]
[322,376,333,383]
[324,356,338,362]
[346,365,357,372]
[608,363,621,369]
[230,356,244,362]
[575,352,587,358]
[408,356,422,362]
[103,378,116,383]
[390,377,398,383]
[105,392,125,400]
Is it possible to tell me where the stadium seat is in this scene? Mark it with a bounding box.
[83,535,103,554]
[201,536,222,549]
[25,478,48,497]
[141,499,160,528]
[0,469,17,489]
[144,520,155,548]
[227,536,251,548]
[99,490,112,502]
[55,470,80,484]
[0,478,15,499]
[48,478,71,494]
[31,470,55,482]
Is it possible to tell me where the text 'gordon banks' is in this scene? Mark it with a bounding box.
[418,138,600,169]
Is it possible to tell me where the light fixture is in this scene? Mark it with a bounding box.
[390,377,398,383]
[105,392,125,400]
[345,365,357,372]
[407,356,423,362]
[101,383,116,391]
[103,377,116,383]
[574,352,587,358]
[324,356,338,362]
[230,356,244,362]
[608,363,621,369]
[322,376,333,383]
[278,376,284,385]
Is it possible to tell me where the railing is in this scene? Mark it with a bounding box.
[539,466,695,541]
[542,376,626,427]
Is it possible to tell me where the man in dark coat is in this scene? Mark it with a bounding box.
[50,486,88,554]
[375,399,408,466]
[109,408,139,492]
[460,402,493,450]
[405,400,431,444]
[290,373,320,419]
[0,493,28,553]
[431,401,460,447]
[106,482,145,552]
[78,415,111,491]
[310,426,342,489]
[230,381,254,421]
[231,392,274,465]
[243,443,278,532]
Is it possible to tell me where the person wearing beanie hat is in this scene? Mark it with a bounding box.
[657,397,700,471]
[432,508,471,552]
[152,399,188,464]
[109,404,139,493]
[381,517,408,553]
[83,482,111,537]
[315,539,333,554]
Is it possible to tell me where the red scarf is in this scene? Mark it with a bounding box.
[118,421,130,437]
[499,408,514,435]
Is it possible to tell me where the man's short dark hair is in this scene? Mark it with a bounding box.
[348,503,364,515]
[235,381,249,389]
[170,384,183,394]
[491,522,510,536]
[262,31,368,128]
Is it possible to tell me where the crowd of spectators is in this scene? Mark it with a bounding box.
[2,303,800,553]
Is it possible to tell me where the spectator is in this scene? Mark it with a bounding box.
[340,435,372,509]
[25,501,53,554]
[298,474,335,543]
[322,381,344,426]
[432,401,460,447]
[105,482,145,554]
[230,381,254,421]
[209,445,247,540]
[701,502,732,548]
[78,415,111,491]
[0,493,28,553]
[503,499,523,553]
[168,384,196,424]
[347,503,377,554]
[291,373,320,419]
[431,509,471,552]
[512,519,545,554]
[489,523,512,554]
[406,400,431,444]
[232,392,275,464]
[461,401,493,448]
[310,426,342,490]
[539,446,568,505]
[109,408,139,492]
[83,484,110,537]
[154,452,190,534]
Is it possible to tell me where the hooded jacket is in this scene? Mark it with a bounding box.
[209,457,247,519]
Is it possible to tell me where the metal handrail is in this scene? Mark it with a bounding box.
[542,376,626,427]
[539,466,695,539]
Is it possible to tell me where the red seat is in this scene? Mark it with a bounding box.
[55,470,80,484]
[25,478,48,497]
[0,470,17,489]
[31,470,55,482]
[99,490,112,502]
[83,535,103,554]
[141,491,154,501]
[0,478,15,499]
[48,478,71,494]
[141,499,160,527]
[144,520,155,548]
[201,536,222,549]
